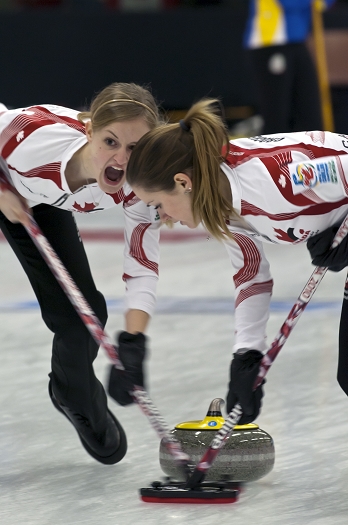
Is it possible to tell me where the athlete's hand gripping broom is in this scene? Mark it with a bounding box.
[24,214,192,479]
[186,214,348,488]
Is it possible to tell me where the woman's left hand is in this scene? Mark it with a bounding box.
[307,223,348,272]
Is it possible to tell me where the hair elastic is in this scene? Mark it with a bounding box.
[179,119,190,132]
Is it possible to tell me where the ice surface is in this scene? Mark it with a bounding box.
[1,208,348,525]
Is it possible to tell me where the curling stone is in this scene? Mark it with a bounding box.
[159,398,275,483]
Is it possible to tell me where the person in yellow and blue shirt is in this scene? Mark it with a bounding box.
[244,0,336,134]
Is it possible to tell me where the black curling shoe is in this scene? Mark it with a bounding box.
[48,380,127,465]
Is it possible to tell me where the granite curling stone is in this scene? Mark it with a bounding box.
[159,398,275,483]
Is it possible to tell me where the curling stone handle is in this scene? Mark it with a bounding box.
[206,398,224,417]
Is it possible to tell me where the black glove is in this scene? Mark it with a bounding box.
[107,331,147,406]
[226,349,265,424]
[307,223,348,272]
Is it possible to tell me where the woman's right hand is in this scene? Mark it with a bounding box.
[0,188,31,227]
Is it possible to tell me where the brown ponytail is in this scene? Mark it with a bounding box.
[127,98,235,240]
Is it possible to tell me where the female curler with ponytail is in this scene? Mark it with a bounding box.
[127,99,235,240]
[127,97,348,428]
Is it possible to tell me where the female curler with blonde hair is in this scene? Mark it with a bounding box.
[78,82,160,131]
[0,81,164,466]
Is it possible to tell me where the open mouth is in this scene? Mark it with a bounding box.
[104,166,124,186]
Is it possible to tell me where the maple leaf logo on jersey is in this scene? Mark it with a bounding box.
[305,131,325,145]
[16,131,24,142]
[72,201,97,212]
[278,174,286,188]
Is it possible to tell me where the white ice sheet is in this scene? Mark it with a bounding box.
[1,208,348,525]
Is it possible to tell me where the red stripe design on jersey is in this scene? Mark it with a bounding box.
[337,157,348,195]
[123,192,141,207]
[260,153,315,206]
[233,233,261,288]
[305,131,325,144]
[123,191,136,203]
[225,141,348,207]
[0,106,85,159]
[241,197,348,221]
[235,279,273,308]
[129,223,158,274]
[225,141,348,169]
[109,187,125,205]
[8,162,63,189]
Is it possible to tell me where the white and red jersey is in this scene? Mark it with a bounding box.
[222,131,348,353]
[0,104,161,316]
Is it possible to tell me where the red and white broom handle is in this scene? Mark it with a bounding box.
[24,215,191,473]
[186,214,348,488]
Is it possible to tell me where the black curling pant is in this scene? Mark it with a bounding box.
[338,278,348,396]
[0,205,109,432]
[246,42,323,134]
